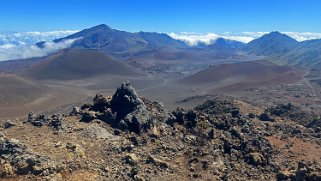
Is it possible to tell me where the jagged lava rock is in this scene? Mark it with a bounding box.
[110,82,153,134]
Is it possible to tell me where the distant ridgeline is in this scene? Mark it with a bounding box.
[243,31,321,68]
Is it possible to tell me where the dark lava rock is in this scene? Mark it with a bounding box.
[0,138,49,176]
[81,111,97,122]
[66,142,77,151]
[3,120,16,129]
[110,81,146,120]
[230,109,240,117]
[147,155,169,169]
[78,82,158,134]
[194,97,238,116]
[248,113,256,118]
[0,138,27,155]
[169,108,199,128]
[110,82,153,134]
[268,103,293,116]
[293,162,321,181]
[186,110,197,128]
[246,152,265,166]
[277,162,321,181]
[266,103,321,131]
[27,113,64,130]
[49,114,64,130]
[28,113,49,127]
[92,94,110,112]
[69,106,81,116]
[259,113,274,122]
[171,108,185,125]
[208,129,215,139]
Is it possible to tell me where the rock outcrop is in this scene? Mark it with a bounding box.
[1,82,320,180]
[77,82,167,134]
[110,81,153,133]
[0,135,52,177]
[28,113,64,130]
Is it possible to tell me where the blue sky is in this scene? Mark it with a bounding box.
[1,0,321,33]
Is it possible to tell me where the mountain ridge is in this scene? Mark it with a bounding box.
[7,25,321,71]
[243,31,299,56]
[37,24,188,58]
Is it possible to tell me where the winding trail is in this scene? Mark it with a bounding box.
[302,72,319,101]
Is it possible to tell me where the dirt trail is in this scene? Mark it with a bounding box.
[302,72,319,101]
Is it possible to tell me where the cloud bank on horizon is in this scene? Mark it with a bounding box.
[0,30,79,46]
[1,30,321,61]
[169,32,321,46]
[0,38,81,61]
[0,30,79,61]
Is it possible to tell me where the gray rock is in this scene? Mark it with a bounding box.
[84,125,119,140]
[0,138,27,155]
[28,113,49,127]
[125,153,139,165]
[92,94,110,112]
[3,120,16,129]
[0,138,49,176]
[147,155,168,169]
[70,106,80,116]
[259,113,274,122]
[50,114,64,130]
[81,111,97,122]
[110,82,152,134]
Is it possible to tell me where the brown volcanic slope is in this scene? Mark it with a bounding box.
[181,60,302,90]
[0,73,50,118]
[22,49,144,80]
[0,73,87,119]
[0,74,49,106]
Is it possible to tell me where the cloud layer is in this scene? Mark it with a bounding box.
[169,32,321,46]
[1,30,321,61]
[0,38,80,61]
[0,30,78,46]
[0,30,78,61]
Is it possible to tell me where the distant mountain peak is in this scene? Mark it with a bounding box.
[89,24,113,31]
[43,24,187,56]
[269,31,282,35]
[258,31,298,44]
[205,37,245,49]
[214,37,232,44]
[244,31,299,56]
[94,24,110,28]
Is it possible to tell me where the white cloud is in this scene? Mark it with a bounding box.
[283,32,321,42]
[1,29,321,61]
[168,31,321,45]
[0,30,78,46]
[0,38,80,61]
[169,32,219,46]
[0,30,79,61]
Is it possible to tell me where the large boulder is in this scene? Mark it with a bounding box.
[78,82,157,134]
[110,82,152,134]
[110,81,147,119]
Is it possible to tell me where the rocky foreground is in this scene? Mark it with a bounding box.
[1,82,321,180]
